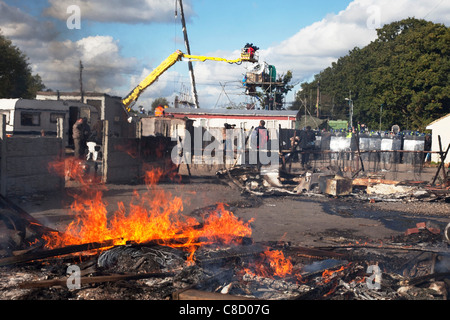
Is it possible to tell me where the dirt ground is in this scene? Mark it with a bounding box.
[9,163,449,248]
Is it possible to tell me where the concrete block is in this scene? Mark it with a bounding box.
[319,175,352,196]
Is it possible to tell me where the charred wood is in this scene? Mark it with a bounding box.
[400,271,450,287]
[18,271,176,289]
[0,239,117,267]
[0,195,58,235]
[173,288,257,300]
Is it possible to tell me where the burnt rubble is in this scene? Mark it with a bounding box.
[0,200,449,301]
[216,164,449,203]
[0,156,449,301]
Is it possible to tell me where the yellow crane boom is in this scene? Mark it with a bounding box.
[122,49,257,112]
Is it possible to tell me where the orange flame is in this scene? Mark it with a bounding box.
[114,141,138,159]
[242,249,298,280]
[44,160,253,263]
[321,265,346,284]
[264,250,293,277]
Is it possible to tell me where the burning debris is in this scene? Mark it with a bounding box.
[0,158,449,301]
[2,226,449,300]
[216,163,449,203]
[1,197,450,301]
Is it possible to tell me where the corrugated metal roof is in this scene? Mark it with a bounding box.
[37,91,122,99]
[165,108,298,117]
[0,98,92,111]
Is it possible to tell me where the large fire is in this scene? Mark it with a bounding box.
[44,159,331,283]
[44,159,254,264]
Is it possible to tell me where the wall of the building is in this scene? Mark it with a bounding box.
[172,116,295,130]
[427,115,450,163]
[102,136,141,184]
[0,116,64,197]
[36,92,132,139]
[102,118,181,184]
[104,95,135,138]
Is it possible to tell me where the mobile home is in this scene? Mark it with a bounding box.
[0,99,99,146]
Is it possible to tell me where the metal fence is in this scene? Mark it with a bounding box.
[279,129,430,180]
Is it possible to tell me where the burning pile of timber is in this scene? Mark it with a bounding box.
[1,229,449,300]
[1,160,449,300]
[1,196,450,300]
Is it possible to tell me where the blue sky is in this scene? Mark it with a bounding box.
[1,0,449,110]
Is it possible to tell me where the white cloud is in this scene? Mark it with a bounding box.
[22,36,138,94]
[2,0,449,109]
[192,54,248,107]
[0,1,58,41]
[269,0,450,80]
[44,0,195,24]
[0,1,139,94]
[192,0,450,107]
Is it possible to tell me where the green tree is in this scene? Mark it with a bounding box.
[0,31,45,98]
[247,68,294,110]
[261,70,294,110]
[273,70,294,110]
[295,18,449,132]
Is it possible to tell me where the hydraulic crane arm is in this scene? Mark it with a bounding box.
[182,54,243,64]
[122,50,184,111]
[122,49,257,112]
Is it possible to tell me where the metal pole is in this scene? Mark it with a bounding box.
[379,104,383,132]
[349,91,353,129]
[178,0,200,109]
[316,81,320,118]
[79,60,84,103]
[351,100,353,129]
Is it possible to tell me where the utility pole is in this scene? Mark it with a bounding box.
[350,91,353,129]
[177,0,199,109]
[345,90,353,129]
[79,60,84,103]
[379,103,383,132]
[316,81,320,118]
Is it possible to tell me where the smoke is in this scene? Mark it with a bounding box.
[435,254,450,273]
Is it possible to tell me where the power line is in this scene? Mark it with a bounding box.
[423,0,444,19]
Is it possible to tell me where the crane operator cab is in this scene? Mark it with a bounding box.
[241,43,259,63]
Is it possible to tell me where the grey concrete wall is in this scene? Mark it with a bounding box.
[0,116,64,197]
[102,120,141,184]
[102,119,183,184]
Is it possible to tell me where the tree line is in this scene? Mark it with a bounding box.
[0,31,45,99]
[291,18,449,132]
